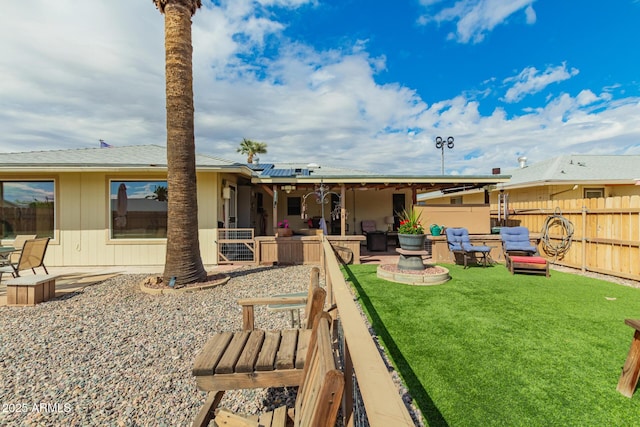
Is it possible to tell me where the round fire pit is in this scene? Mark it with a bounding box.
[377,263,450,286]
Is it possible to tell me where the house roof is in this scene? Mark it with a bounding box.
[249,161,508,193]
[0,144,510,192]
[501,154,640,189]
[417,154,640,201]
[0,144,245,172]
[249,162,375,178]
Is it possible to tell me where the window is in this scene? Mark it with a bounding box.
[287,196,301,216]
[0,181,55,239]
[583,188,604,199]
[110,180,167,239]
[450,196,463,205]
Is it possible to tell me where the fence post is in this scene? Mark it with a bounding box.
[582,205,587,273]
[342,338,354,425]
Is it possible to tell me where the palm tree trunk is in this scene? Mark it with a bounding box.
[160,0,206,285]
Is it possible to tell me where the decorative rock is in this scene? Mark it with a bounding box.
[0,264,425,426]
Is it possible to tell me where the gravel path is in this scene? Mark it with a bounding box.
[550,264,640,288]
[0,265,326,426]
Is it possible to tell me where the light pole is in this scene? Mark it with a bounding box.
[435,136,454,174]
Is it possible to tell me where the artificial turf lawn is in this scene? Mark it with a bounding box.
[342,263,640,427]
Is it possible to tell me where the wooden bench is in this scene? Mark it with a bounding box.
[192,287,326,423]
[617,319,640,397]
[193,312,343,427]
[506,255,549,277]
[6,274,57,306]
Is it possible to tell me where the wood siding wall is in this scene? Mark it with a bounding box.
[2,171,221,267]
[492,195,640,281]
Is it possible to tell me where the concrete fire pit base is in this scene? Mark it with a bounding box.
[377,264,450,286]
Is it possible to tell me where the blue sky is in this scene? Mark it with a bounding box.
[0,0,639,175]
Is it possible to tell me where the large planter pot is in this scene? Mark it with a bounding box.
[277,228,293,237]
[398,233,427,251]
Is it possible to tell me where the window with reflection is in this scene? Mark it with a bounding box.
[110,181,168,239]
[0,181,55,239]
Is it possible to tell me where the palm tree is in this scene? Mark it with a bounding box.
[237,138,268,163]
[153,0,207,285]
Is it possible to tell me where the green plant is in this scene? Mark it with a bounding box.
[278,219,289,228]
[154,185,168,201]
[237,138,268,164]
[397,208,424,234]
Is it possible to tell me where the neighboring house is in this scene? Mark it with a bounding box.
[0,145,508,267]
[418,154,640,205]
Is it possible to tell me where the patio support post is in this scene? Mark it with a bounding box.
[341,185,346,236]
[272,185,278,234]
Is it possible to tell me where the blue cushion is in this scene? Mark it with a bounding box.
[500,226,536,253]
[448,242,463,251]
[462,243,491,253]
[505,243,536,252]
[446,228,491,253]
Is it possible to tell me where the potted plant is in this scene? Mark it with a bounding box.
[277,219,293,237]
[397,208,426,251]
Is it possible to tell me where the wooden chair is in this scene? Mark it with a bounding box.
[617,319,640,397]
[194,312,344,427]
[192,286,327,423]
[0,237,50,278]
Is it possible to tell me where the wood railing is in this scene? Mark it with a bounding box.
[320,238,416,426]
[491,196,640,281]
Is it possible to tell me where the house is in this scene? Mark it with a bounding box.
[0,145,509,267]
[418,154,640,206]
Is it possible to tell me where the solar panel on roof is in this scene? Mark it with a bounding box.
[247,163,273,170]
[262,168,294,177]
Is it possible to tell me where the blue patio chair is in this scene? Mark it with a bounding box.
[445,227,492,268]
[499,226,538,256]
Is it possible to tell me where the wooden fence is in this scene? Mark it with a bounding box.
[320,238,417,426]
[492,195,640,282]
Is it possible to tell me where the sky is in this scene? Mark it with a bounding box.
[1,0,639,176]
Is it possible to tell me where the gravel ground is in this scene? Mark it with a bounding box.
[0,265,422,427]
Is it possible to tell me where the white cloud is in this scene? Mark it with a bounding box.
[502,63,580,103]
[524,4,537,24]
[419,0,537,44]
[0,0,639,178]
